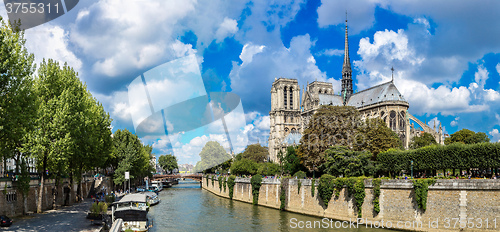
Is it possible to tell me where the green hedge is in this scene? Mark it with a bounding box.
[377,142,500,173]
[250,175,262,205]
[227,175,236,199]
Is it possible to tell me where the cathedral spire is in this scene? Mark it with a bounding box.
[341,11,353,104]
[343,11,351,70]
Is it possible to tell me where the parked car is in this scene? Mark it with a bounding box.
[0,215,12,227]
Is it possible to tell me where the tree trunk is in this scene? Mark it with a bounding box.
[23,193,27,215]
[37,156,47,213]
[37,173,44,213]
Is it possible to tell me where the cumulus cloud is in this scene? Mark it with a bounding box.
[24,25,82,72]
[215,17,238,43]
[450,117,459,127]
[489,129,500,143]
[317,0,384,34]
[316,49,344,57]
[229,34,341,112]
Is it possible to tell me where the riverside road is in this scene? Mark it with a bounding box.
[0,200,101,232]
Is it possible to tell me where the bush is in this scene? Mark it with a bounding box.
[227,175,236,199]
[279,178,289,210]
[377,142,500,173]
[372,179,381,214]
[105,195,115,204]
[257,162,281,176]
[230,159,260,176]
[311,179,316,197]
[317,174,335,208]
[218,176,223,192]
[413,179,436,211]
[293,170,307,179]
[250,175,262,205]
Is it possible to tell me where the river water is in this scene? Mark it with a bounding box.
[148,180,397,232]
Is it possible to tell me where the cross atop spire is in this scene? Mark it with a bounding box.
[391,66,394,82]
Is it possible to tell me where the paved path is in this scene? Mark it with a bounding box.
[0,200,102,232]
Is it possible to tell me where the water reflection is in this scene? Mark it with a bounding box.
[148,180,397,232]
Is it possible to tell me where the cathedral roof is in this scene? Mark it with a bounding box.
[346,81,406,107]
[318,94,344,106]
[282,132,302,145]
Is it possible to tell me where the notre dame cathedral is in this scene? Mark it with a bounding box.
[268,18,444,162]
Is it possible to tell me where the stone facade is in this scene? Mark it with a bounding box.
[203,177,500,231]
[0,177,97,216]
[268,19,444,162]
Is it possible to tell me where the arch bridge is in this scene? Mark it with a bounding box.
[152,173,202,182]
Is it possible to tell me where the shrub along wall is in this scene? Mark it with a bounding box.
[377,142,500,173]
[202,176,500,232]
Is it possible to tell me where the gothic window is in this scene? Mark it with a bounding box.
[284,87,287,109]
[289,87,293,109]
[284,127,289,133]
[291,128,296,133]
[399,111,406,131]
[389,110,397,131]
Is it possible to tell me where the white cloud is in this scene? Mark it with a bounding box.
[230,34,341,112]
[239,43,265,65]
[489,129,500,143]
[24,25,82,73]
[316,0,384,34]
[474,65,489,88]
[316,49,344,57]
[215,17,238,43]
[450,117,459,127]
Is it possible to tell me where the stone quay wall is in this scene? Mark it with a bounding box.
[202,177,500,231]
[0,177,98,216]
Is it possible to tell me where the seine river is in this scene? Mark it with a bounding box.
[148,180,397,232]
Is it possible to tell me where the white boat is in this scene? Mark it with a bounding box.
[112,193,151,232]
[141,191,160,206]
[150,181,163,191]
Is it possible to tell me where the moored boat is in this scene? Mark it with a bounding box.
[141,191,160,206]
[112,193,151,231]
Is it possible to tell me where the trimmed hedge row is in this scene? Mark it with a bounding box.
[377,142,500,172]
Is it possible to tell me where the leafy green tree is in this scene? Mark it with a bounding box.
[281,146,304,175]
[355,118,401,157]
[111,129,152,186]
[464,132,490,144]
[257,162,280,176]
[410,132,437,149]
[194,141,231,172]
[241,143,268,163]
[230,159,260,175]
[0,18,36,174]
[158,154,178,174]
[320,146,376,177]
[298,105,362,171]
[445,129,475,145]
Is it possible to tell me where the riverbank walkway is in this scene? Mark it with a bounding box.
[0,199,102,232]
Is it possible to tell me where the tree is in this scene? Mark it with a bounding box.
[0,18,36,175]
[158,154,178,174]
[230,159,260,175]
[464,132,490,144]
[410,132,437,149]
[298,105,362,171]
[320,146,376,177]
[355,118,402,157]
[281,146,303,175]
[194,141,231,172]
[445,129,475,145]
[241,143,268,163]
[445,129,490,145]
[112,129,152,186]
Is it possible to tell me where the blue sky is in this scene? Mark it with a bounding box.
[2,0,500,165]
